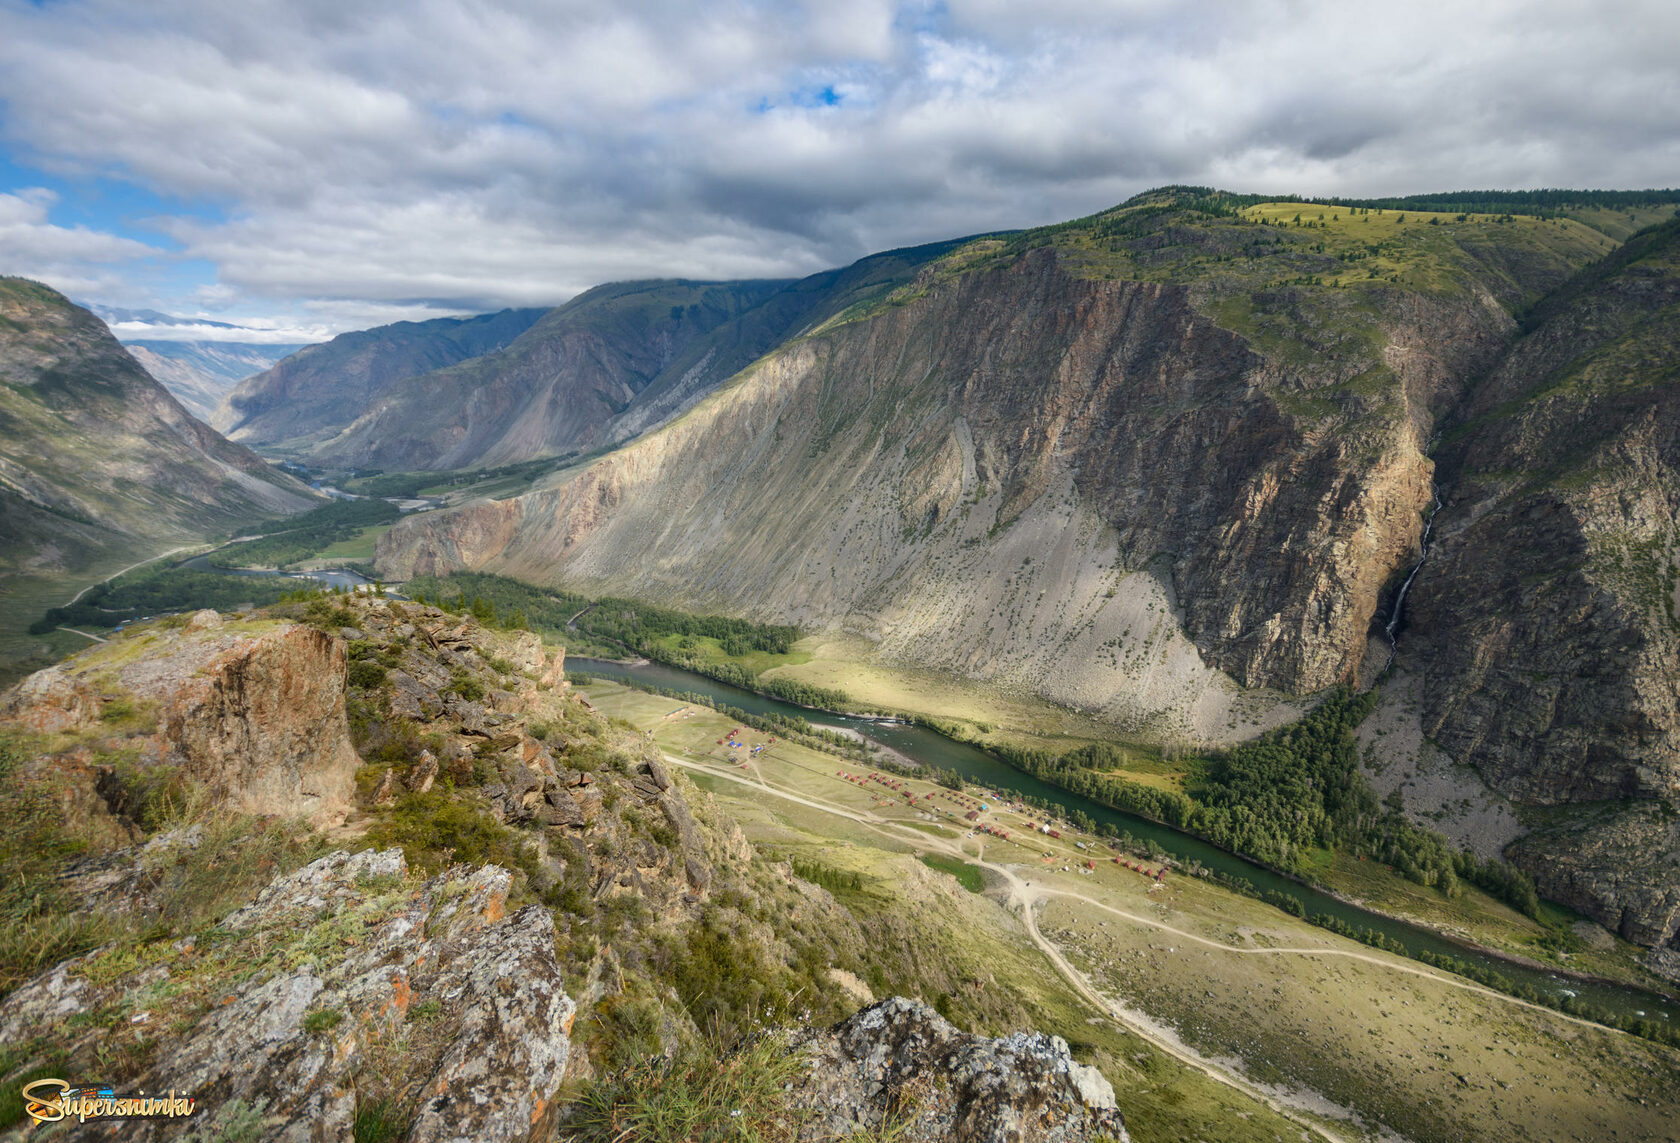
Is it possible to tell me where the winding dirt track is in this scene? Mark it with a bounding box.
[664,753,1361,1143]
[665,750,1645,1142]
[64,545,195,605]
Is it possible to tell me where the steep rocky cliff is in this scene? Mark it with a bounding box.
[1397,217,1680,948]
[378,193,1606,739]
[215,306,546,448]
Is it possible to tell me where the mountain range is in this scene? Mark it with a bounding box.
[122,340,309,423]
[368,189,1680,952]
[5,187,1679,957]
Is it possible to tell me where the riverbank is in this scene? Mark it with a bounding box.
[570,654,1680,1040]
[587,681,1680,1143]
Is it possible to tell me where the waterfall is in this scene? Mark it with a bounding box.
[1385,492,1442,648]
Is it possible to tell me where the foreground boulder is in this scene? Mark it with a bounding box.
[792,996,1127,1143]
[0,849,575,1142]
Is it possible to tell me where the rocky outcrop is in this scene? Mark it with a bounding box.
[128,623,358,825]
[0,665,101,731]
[791,997,1127,1143]
[1,849,576,1142]
[1508,803,1680,947]
[3,619,359,826]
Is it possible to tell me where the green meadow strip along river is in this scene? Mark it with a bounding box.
[574,657,1680,1037]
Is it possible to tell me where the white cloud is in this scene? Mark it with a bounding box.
[0,0,1676,329]
[105,318,334,345]
[0,189,156,261]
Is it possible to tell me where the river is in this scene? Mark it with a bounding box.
[177,554,376,592]
[573,656,1679,1028]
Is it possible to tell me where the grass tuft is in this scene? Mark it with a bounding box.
[566,1031,809,1143]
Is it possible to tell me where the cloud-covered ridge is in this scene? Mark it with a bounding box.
[1,0,1677,330]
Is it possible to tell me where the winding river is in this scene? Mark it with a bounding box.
[574,656,1679,1028]
[176,554,376,592]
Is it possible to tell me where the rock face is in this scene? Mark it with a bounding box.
[0,849,577,1143]
[130,624,359,825]
[792,997,1127,1143]
[1400,218,1680,946]
[379,197,1600,740]
[3,620,359,826]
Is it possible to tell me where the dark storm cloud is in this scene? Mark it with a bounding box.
[0,0,1675,329]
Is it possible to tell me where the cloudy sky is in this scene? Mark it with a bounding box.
[1,0,1676,341]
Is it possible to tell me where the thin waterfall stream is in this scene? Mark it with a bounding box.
[1382,490,1443,669]
[1387,494,1443,638]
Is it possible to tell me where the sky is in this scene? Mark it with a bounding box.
[1,0,1676,342]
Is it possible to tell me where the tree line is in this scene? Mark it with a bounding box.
[988,688,1541,918]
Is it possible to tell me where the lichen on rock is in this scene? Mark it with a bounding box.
[791,996,1127,1143]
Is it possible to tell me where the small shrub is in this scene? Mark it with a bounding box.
[348,661,388,689]
[177,1096,269,1143]
[444,672,485,703]
[364,791,524,875]
[353,1097,406,1143]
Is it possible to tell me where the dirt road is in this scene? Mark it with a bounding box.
[664,753,1359,1142]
